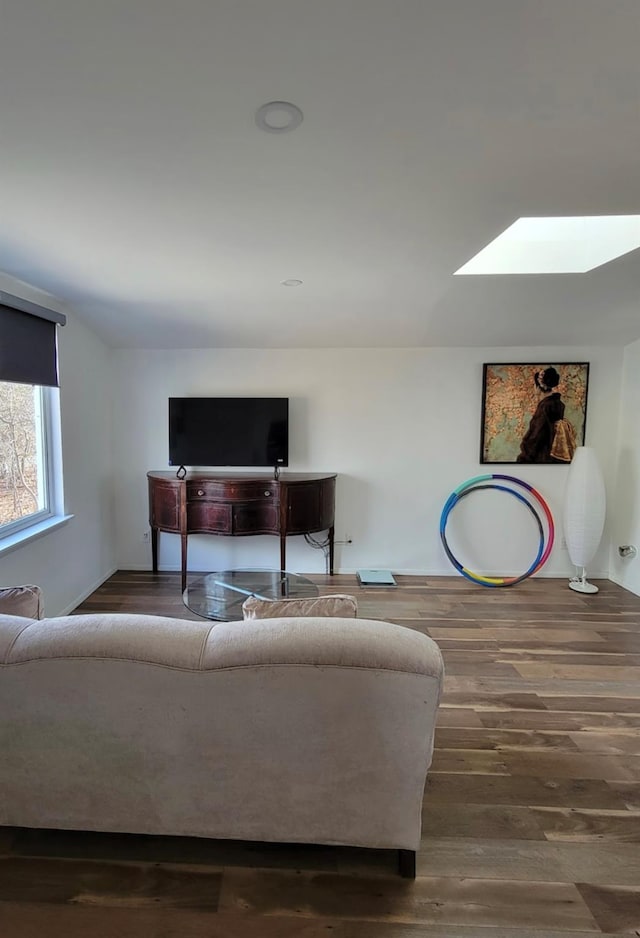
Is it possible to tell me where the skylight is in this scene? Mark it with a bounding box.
[454,216,640,275]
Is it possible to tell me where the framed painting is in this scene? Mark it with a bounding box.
[480,362,590,464]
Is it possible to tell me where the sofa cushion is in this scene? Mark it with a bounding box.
[3,613,215,669]
[242,593,357,620]
[0,585,43,619]
[204,616,443,678]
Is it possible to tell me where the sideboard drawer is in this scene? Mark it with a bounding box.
[187,481,228,501]
[187,480,279,502]
[187,502,232,533]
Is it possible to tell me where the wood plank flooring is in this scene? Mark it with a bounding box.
[1,571,640,937]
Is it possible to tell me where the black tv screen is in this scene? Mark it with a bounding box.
[168,397,289,468]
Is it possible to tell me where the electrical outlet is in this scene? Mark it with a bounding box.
[560,536,567,549]
[142,531,150,543]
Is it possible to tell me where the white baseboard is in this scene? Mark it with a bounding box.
[338,566,610,578]
[119,563,609,579]
[59,566,118,616]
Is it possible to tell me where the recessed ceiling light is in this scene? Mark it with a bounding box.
[454,215,640,275]
[281,279,303,287]
[256,101,303,134]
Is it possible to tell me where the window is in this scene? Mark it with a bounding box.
[0,294,67,546]
[0,381,58,538]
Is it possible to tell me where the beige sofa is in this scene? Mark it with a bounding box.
[0,604,443,877]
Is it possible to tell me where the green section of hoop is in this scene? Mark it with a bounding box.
[454,474,492,496]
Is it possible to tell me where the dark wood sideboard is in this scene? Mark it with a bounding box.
[147,471,337,590]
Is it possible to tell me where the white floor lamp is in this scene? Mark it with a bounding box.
[563,446,606,594]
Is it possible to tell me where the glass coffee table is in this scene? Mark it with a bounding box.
[183,568,319,621]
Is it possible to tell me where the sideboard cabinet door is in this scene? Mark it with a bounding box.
[149,480,181,532]
[286,478,335,534]
[233,503,280,534]
[187,502,232,534]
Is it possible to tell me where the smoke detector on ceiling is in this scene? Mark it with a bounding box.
[256,101,303,134]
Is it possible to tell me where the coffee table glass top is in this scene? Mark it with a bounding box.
[183,568,319,621]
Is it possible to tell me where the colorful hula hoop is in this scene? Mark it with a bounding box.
[439,474,555,587]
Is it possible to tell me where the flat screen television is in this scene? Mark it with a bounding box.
[168,397,289,468]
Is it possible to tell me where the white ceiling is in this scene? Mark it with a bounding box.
[1,0,639,349]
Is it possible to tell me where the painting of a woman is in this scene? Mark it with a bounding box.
[480,362,588,464]
[517,367,567,463]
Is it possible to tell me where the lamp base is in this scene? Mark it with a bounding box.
[569,577,599,594]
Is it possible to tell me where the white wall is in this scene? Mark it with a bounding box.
[609,338,640,596]
[113,345,622,580]
[0,275,116,614]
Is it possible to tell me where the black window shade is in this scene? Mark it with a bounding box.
[0,300,65,387]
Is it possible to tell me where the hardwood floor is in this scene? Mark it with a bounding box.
[2,571,640,936]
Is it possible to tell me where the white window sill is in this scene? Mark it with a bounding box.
[0,514,74,558]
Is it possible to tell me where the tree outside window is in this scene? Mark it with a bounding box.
[0,381,48,533]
